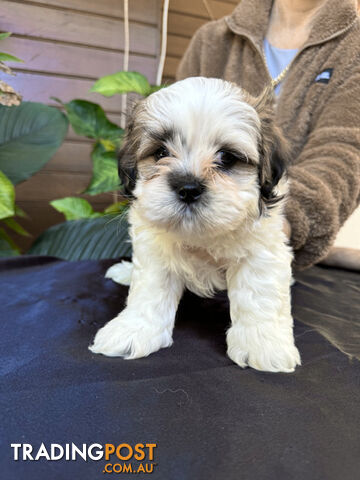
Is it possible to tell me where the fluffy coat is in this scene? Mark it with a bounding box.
[90,78,301,373]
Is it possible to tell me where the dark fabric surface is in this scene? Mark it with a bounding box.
[0,256,359,480]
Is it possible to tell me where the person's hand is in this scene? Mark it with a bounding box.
[283,218,291,239]
[320,247,360,271]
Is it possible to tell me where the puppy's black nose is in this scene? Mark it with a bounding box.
[177,183,203,204]
[168,173,206,204]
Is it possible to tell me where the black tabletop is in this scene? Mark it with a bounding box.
[0,256,359,480]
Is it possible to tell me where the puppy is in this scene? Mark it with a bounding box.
[89,77,301,373]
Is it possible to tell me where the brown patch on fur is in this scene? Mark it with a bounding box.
[246,88,289,209]
[117,101,147,196]
[248,87,290,170]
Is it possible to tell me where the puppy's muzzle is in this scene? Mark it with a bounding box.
[169,172,206,205]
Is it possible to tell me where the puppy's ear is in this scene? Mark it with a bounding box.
[252,87,289,211]
[118,100,145,198]
[118,120,138,198]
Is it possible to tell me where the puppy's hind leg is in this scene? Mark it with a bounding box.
[226,245,301,373]
[90,245,184,359]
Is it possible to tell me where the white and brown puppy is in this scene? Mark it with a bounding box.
[89,77,301,373]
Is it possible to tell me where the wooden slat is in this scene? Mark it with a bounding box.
[0,1,158,55]
[168,11,205,38]
[165,2,238,67]
[167,34,190,58]
[42,141,93,173]
[0,71,124,113]
[15,171,117,202]
[164,56,180,79]
[1,37,158,81]
[25,0,159,23]
[41,139,126,174]
[15,172,92,201]
[169,0,235,19]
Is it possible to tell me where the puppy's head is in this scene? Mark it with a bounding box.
[119,77,287,238]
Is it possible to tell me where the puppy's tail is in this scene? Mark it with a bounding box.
[105,260,133,286]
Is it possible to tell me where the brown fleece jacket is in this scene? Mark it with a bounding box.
[176,0,360,269]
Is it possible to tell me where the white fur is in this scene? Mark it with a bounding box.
[105,260,133,286]
[89,77,301,373]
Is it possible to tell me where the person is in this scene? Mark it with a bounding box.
[176,0,360,270]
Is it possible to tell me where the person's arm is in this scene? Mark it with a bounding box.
[285,65,360,269]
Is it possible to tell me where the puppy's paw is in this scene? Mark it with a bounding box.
[227,324,301,373]
[105,260,133,286]
[89,310,172,359]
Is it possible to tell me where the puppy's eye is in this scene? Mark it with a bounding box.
[215,150,246,169]
[154,146,170,161]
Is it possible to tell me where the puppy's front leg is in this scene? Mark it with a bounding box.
[226,252,301,373]
[89,250,184,359]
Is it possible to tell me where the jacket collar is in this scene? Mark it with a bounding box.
[225,0,358,50]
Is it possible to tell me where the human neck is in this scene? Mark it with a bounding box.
[266,0,328,49]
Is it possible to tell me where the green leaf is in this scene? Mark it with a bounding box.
[0,170,15,219]
[0,33,12,41]
[50,197,102,221]
[0,52,23,63]
[0,101,68,184]
[148,84,167,94]
[99,138,116,151]
[91,71,152,97]
[0,227,20,257]
[2,217,30,236]
[56,99,123,141]
[103,200,129,215]
[28,216,131,260]
[15,204,28,218]
[83,142,119,195]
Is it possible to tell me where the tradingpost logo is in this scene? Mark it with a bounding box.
[11,443,158,474]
